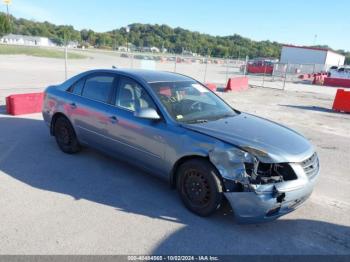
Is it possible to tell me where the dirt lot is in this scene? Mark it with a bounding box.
[0,54,349,255]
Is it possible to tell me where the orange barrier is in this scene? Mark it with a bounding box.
[205,83,217,92]
[6,92,44,116]
[225,77,249,92]
[299,74,313,80]
[324,77,350,88]
[298,74,309,80]
[332,89,350,113]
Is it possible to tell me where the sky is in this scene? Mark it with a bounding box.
[1,0,349,51]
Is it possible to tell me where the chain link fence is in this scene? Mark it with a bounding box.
[0,44,336,99]
[246,62,331,90]
[73,49,330,91]
[64,48,248,86]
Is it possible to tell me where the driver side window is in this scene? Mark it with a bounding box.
[116,77,156,112]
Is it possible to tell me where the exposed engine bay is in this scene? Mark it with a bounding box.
[244,162,297,184]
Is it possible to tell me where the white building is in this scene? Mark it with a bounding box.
[67,41,78,48]
[280,45,345,69]
[0,34,57,47]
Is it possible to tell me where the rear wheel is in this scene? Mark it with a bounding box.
[54,116,81,154]
[177,159,223,216]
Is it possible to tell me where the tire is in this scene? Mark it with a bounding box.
[54,116,81,154]
[176,159,223,217]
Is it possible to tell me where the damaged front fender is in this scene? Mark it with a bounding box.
[208,146,319,223]
[225,176,316,223]
[208,147,255,184]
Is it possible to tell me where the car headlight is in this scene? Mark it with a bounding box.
[209,147,256,181]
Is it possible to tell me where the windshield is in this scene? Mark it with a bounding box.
[149,80,238,123]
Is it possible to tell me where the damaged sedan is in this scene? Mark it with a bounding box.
[42,69,319,223]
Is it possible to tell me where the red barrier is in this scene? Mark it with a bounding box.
[5,96,11,114]
[324,78,350,88]
[6,92,44,115]
[332,89,350,113]
[205,83,217,92]
[247,65,273,74]
[313,75,325,85]
[159,87,171,97]
[225,77,249,92]
[299,74,312,80]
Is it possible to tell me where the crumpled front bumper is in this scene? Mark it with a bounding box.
[224,172,318,224]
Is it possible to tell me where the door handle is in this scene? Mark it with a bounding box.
[109,116,118,123]
[70,102,77,109]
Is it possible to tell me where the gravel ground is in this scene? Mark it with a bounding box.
[0,54,349,255]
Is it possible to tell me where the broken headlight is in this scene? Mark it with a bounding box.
[209,147,297,185]
[209,147,256,182]
[240,147,297,184]
[245,162,297,184]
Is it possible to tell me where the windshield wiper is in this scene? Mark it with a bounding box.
[211,113,235,120]
[185,119,209,124]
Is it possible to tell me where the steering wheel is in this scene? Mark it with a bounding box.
[189,101,202,112]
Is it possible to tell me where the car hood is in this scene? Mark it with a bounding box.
[182,113,314,163]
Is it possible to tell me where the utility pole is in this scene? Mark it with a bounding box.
[3,0,12,31]
[125,26,130,53]
[3,0,11,17]
[64,45,68,80]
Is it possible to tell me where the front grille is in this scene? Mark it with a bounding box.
[301,153,319,179]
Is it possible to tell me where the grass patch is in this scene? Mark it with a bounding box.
[0,44,87,59]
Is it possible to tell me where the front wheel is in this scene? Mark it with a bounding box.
[54,116,81,154]
[177,159,223,216]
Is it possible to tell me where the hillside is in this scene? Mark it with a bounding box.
[0,12,349,62]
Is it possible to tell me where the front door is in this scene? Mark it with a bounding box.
[106,76,167,175]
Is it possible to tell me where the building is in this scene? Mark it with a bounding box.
[182,50,198,57]
[141,46,160,53]
[67,41,78,48]
[0,34,57,47]
[280,45,345,69]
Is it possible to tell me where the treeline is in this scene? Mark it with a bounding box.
[0,12,349,63]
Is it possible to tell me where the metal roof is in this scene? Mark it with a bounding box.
[1,34,48,41]
[282,44,344,57]
[86,68,193,83]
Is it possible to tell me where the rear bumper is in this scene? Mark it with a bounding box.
[224,175,318,224]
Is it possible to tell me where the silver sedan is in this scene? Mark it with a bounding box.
[42,69,319,223]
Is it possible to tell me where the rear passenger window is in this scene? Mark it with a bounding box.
[69,78,85,95]
[82,75,114,103]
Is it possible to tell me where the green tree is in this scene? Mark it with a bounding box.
[0,13,11,36]
[1,12,349,61]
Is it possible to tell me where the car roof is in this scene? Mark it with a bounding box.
[84,68,193,83]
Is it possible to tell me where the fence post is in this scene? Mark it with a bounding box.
[243,56,249,75]
[225,57,229,84]
[283,63,289,90]
[262,63,267,87]
[64,45,68,80]
[204,56,208,83]
[130,53,134,68]
[174,56,177,72]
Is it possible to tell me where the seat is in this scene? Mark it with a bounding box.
[119,87,134,111]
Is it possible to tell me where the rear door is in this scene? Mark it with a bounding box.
[66,73,118,151]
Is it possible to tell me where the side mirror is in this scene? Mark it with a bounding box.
[134,108,161,120]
